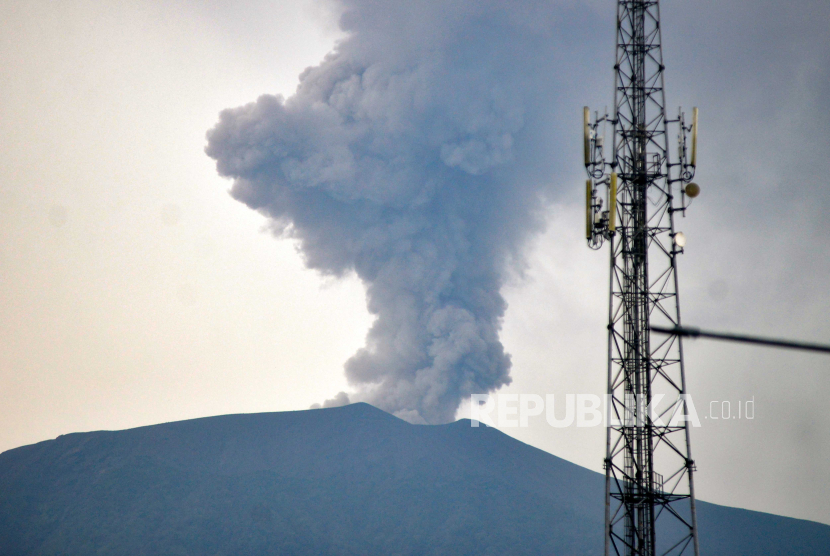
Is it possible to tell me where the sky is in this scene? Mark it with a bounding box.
[1,0,829,527]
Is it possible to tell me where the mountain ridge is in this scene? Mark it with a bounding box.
[1,403,827,555]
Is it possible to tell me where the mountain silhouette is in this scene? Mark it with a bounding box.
[0,403,827,555]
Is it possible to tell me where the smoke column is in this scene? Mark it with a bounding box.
[206,0,571,423]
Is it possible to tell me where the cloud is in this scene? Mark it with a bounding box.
[310,391,351,409]
[205,0,574,424]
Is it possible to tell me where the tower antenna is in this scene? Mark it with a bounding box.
[584,2,701,555]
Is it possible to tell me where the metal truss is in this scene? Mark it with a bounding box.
[584,2,701,555]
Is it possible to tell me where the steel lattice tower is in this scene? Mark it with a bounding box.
[584,1,701,555]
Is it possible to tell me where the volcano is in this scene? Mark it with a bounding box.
[0,403,827,555]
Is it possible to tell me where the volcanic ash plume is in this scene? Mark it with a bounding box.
[205,0,566,423]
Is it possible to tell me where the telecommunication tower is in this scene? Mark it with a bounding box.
[583,2,702,555]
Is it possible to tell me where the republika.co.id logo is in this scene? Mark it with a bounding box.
[469,393,706,428]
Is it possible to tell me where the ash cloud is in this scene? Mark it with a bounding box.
[206,0,569,424]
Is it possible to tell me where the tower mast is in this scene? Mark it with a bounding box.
[584,2,701,555]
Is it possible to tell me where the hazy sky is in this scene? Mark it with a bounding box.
[1,0,828,527]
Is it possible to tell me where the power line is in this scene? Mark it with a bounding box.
[650,325,830,355]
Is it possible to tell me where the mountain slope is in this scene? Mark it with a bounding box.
[0,403,827,555]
